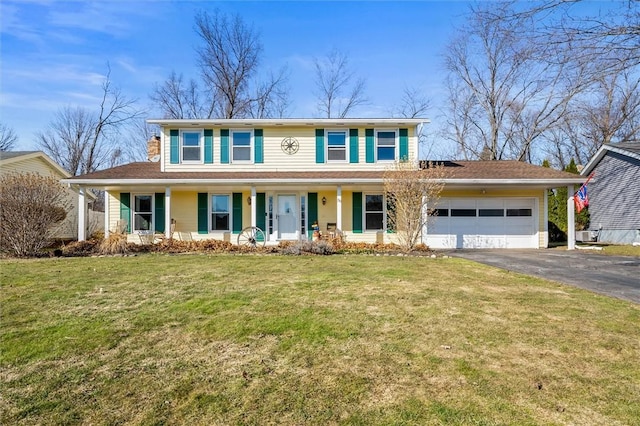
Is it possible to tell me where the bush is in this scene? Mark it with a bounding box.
[99,233,129,255]
[0,173,71,257]
[280,240,335,255]
[61,239,100,257]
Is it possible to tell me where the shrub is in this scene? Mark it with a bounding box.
[280,240,335,255]
[0,172,71,257]
[61,239,100,257]
[99,233,129,255]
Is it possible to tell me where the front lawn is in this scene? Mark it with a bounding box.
[1,254,638,425]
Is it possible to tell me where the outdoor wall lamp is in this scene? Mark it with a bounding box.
[247,197,251,205]
[322,196,327,205]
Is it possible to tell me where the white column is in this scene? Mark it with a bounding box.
[567,185,575,250]
[543,189,549,248]
[251,187,257,227]
[165,187,172,238]
[104,190,110,239]
[422,195,428,245]
[78,187,86,241]
[336,186,342,230]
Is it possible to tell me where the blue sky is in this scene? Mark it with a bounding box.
[1,1,472,152]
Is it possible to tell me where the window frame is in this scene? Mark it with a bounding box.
[210,194,231,232]
[180,129,204,164]
[231,129,254,163]
[132,193,154,233]
[375,129,398,162]
[325,129,348,163]
[364,193,386,231]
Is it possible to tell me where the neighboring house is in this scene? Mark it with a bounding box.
[64,118,584,249]
[581,142,640,245]
[0,151,99,240]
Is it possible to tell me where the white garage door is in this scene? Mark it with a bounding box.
[424,198,538,249]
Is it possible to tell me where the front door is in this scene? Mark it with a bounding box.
[277,195,298,240]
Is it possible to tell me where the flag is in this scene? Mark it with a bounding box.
[575,184,588,213]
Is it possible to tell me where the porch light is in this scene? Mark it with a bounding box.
[322,196,327,205]
[247,196,252,205]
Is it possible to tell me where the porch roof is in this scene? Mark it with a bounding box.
[63,160,585,188]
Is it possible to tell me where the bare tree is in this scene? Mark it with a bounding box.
[392,86,431,119]
[150,71,209,119]
[37,65,143,175]
[0,173,71,256]
[517,1,640,69]
[543,67,640,168]
[151,10,289,120]
[0,123,18,151]
[443,2,590,163]
[384,159,446,251]
[314,48,368,118]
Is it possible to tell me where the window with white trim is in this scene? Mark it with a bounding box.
[133,194,153,232]
[211,194,230,231]
[326,130,347,162]
[376,130,397,161]
[232,130,252,162]
[365,194,384,230]
[181,130,203,162]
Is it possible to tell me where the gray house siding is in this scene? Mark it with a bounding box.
[588,151,640,244]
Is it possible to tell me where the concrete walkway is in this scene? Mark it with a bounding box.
[448,249,640,304]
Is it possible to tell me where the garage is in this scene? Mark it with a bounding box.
[424,198,538,249]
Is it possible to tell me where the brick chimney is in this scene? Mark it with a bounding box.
[147,135,161,161]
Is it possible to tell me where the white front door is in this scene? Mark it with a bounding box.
[277,195,298,240]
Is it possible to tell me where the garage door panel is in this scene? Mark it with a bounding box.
[424,197,538,249]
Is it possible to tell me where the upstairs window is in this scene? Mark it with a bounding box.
[327,130,347,162]
[232,130,252,162]
[211,194,230,231]
[181,131,202,162]
[376,130,397,161]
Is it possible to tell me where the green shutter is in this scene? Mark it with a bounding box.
[315,129,325,163]
[204,129,213,164]
[399,128,408,161]
[170,129,179,164]
[220,129,229,164]
[349,128,359,163]
[308,192,318,239]
[120,192,131,233]
[352,192,363,233]
[365,129,374,163]
[155,193,165,233]
[197,193,208,234]
[232,192,243,233]
[256,193,266,241]
[254,129,264,163]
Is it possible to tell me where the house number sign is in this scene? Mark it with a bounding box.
[281,137,299,155]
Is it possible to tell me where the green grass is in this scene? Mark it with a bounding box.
[597,244,640,257]
[2,254,639,425]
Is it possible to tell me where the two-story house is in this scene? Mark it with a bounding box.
[65,118,584,249]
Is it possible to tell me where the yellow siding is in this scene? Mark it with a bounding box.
[171,191,198,235]
[162,126,418,172]
[108,192,121,233]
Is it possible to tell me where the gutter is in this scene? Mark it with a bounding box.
[61,177,586,186]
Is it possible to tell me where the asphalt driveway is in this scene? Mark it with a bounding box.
[449,249,640,304]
